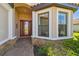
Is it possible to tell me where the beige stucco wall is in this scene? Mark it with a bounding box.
[71,11,73,36]
[0,5,8,41]
[72,19,79,32]
[52,7,58,38]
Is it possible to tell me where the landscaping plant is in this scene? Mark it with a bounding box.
[34,32,79,56]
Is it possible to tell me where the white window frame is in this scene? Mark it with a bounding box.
[58,12,68,37]
[35,8,52,39]
[57,8,72,38]
[38,12,49,37]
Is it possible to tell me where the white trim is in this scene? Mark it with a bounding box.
[11,36,16,39]
[32,36,51,40]
[32,11,36,37]
[57,9,58,38]
[55,37,72,40]
[8,9,13,39]
[36,7,52,39]
[8,6,16,40]
[32,36,72,40]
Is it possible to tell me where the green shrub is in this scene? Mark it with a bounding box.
[63,32,79,56]
[37,43,54,56]
[66,48,78,56]
[47,47,54,56]
[37,46,48,56]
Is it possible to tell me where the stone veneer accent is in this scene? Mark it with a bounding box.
[0,39,16,56]
[32,38,64,46]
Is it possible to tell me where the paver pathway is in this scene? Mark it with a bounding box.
[4,37,34,56]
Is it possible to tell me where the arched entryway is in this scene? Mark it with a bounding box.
[14,3,32,38]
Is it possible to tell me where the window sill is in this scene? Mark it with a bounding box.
[31,36,51,40]
[31,36,72,40]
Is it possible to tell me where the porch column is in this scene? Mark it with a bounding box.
[8,8,16,39]
[32,11,36,37]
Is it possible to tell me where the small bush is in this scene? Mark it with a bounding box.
[63,32,79,56]
[36,43,53,56]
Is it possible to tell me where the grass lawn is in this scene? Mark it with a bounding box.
[34,32,79,56]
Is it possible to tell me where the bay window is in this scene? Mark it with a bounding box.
[32,7,72,40]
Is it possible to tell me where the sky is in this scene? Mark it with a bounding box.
[73,8,79,19]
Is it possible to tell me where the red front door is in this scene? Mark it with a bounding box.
[20,20,32,36]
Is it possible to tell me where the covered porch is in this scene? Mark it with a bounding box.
[0,3,34,56]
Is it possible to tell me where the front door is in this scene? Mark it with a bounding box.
[20,20,32,36]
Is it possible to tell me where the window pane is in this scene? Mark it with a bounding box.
[38,12,49,37]
[24,22,28,35]
[58,12,67,37]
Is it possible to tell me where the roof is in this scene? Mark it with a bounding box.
[32,3,78,12]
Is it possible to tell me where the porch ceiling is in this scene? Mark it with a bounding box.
[15,3,32,14]
[15,7,32,14]
[14,3,32,9]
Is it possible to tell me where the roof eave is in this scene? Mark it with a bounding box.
[32,3,78,12]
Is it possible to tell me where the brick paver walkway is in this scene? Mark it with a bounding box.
[4,37,34,56]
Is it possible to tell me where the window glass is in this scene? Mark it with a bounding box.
[24,22,28,35]
[58,12,68,37]
[38,12,49,37]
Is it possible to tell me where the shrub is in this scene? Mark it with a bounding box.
[37,46,48,56]
[36,43,53,56]
[47,47,54,56]
[34,32,79,56]
[63,32,79,56]
[66,48,78,56]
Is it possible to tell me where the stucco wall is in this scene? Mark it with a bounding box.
[73,19,79,32]
[52,7,58,38]
[73,24,79,32]
[0,5,8,41]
